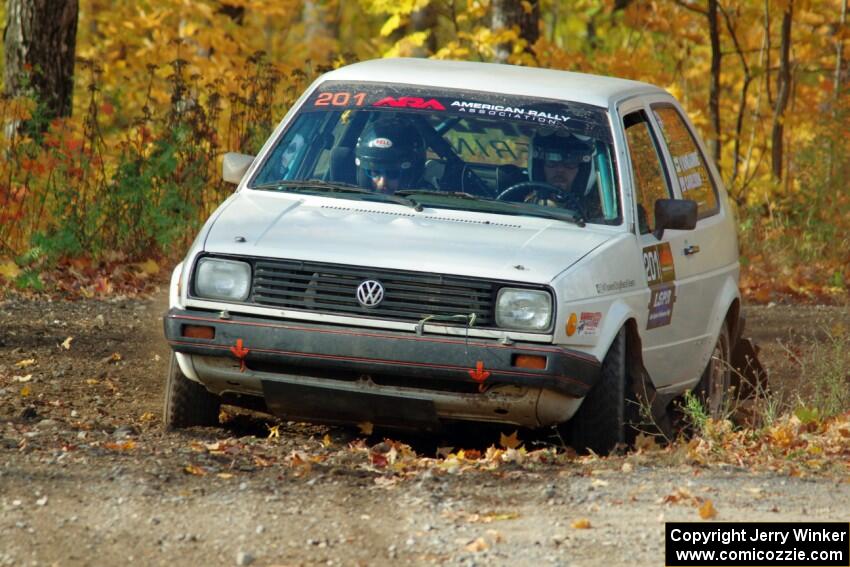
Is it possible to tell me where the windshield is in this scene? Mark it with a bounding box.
[249,81,621,225]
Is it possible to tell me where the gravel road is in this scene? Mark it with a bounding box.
[0,293,848,566]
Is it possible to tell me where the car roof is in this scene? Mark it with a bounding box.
[319,58,668,109]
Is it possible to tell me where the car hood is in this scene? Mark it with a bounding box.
[203,191,614,284]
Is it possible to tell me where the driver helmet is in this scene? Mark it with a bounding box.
[529,131,593,183]
[355,118,425,190]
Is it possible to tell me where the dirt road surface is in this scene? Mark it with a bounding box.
[0,291,848,566]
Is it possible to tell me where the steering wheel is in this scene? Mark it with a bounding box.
[496,181,585,215]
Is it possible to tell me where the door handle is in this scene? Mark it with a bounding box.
[684,245,700,256]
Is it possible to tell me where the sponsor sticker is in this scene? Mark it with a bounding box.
[577,312,602,337]
[370,137,393,148]
[595,279,636,295]
[373,96,446,110]
[647,283,676,329]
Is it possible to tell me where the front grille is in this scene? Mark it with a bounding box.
[251,259,497,326]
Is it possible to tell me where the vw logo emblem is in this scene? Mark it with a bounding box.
[356,280,384,308]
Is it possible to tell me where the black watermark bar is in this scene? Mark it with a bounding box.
[666,522,849,566]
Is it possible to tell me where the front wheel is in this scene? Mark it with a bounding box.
[564,327,637,454]
[163,353,221,430]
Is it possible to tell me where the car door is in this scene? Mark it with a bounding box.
[645,100,738,389]
[618,97,706,389]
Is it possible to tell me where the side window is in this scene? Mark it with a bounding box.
[651,105,719,219]
[623,110,672,235]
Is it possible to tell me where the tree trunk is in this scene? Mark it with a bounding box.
[834,0,848,109]
[708,0,722,169]
[3,0,79,121]
[409,3,438,57]
[491,0,540,63]
[771,1,793,181]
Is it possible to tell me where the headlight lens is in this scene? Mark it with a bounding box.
[195,258,251,301]
[495,288,552,331]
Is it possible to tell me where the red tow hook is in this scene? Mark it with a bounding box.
[468,360,491,392]
[229,339,250,372]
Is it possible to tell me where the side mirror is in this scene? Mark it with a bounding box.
[653,199,697,240]
[222,152,255,185]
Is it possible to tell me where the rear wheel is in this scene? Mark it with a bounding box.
[163,353,221,430]
[565,327,637,454]
[696,322,732,419]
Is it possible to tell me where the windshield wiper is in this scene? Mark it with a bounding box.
[395,189,481,200]
[395,190,585,227]
[251,180,422,211]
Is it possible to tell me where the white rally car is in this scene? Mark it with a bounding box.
[163,58,763,453]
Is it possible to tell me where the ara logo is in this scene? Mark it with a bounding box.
[373,97,446,110]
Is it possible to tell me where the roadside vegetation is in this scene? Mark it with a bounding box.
[0,0,848,302]
[0,1,847,464]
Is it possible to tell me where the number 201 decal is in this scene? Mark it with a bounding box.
[642,242,675,286]
[314,92,367,107]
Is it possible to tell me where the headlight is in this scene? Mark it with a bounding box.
[495,288,552,331]
[194,258,251,301]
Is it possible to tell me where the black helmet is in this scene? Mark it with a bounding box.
[355,118,425,189]
[529,131,593,182]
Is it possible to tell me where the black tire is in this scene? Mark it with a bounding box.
[163,353,221,430]
[565,327,636,454]
[696,322,732,419]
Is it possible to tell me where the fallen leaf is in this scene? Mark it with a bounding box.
[86,379,99,385]
[663,487,699,505]
[139,412,155,422]
[15,359,36,368]
[571,518,592,529]
[184,465,206,476]
[465,538,489,552]
[370,451,388,468]
[267,424,280,439]
[321,434,332,448]
[467,512,520,523]
[104,441,136,451]
[358,421,374,435]
[217,473,234,479]
[254,455,274,467]
[499,430,521,449]
[61,336,74,350]
[635,433,660,452]
[20,385,31,397]
[101,352,122,364]
[699,499,717,519]
[12,375,32,382]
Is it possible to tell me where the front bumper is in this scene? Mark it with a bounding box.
[164,308,601,428]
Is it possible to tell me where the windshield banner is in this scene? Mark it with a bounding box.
[306,81,612,142]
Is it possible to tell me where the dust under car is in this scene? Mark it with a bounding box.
[163,58,761,453]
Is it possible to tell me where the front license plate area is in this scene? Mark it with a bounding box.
[262,381,440,429]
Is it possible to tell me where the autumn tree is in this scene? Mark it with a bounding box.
[3,0,79,122]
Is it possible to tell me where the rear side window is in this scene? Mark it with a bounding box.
[623,110,672,235]
[651,105,719,218]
